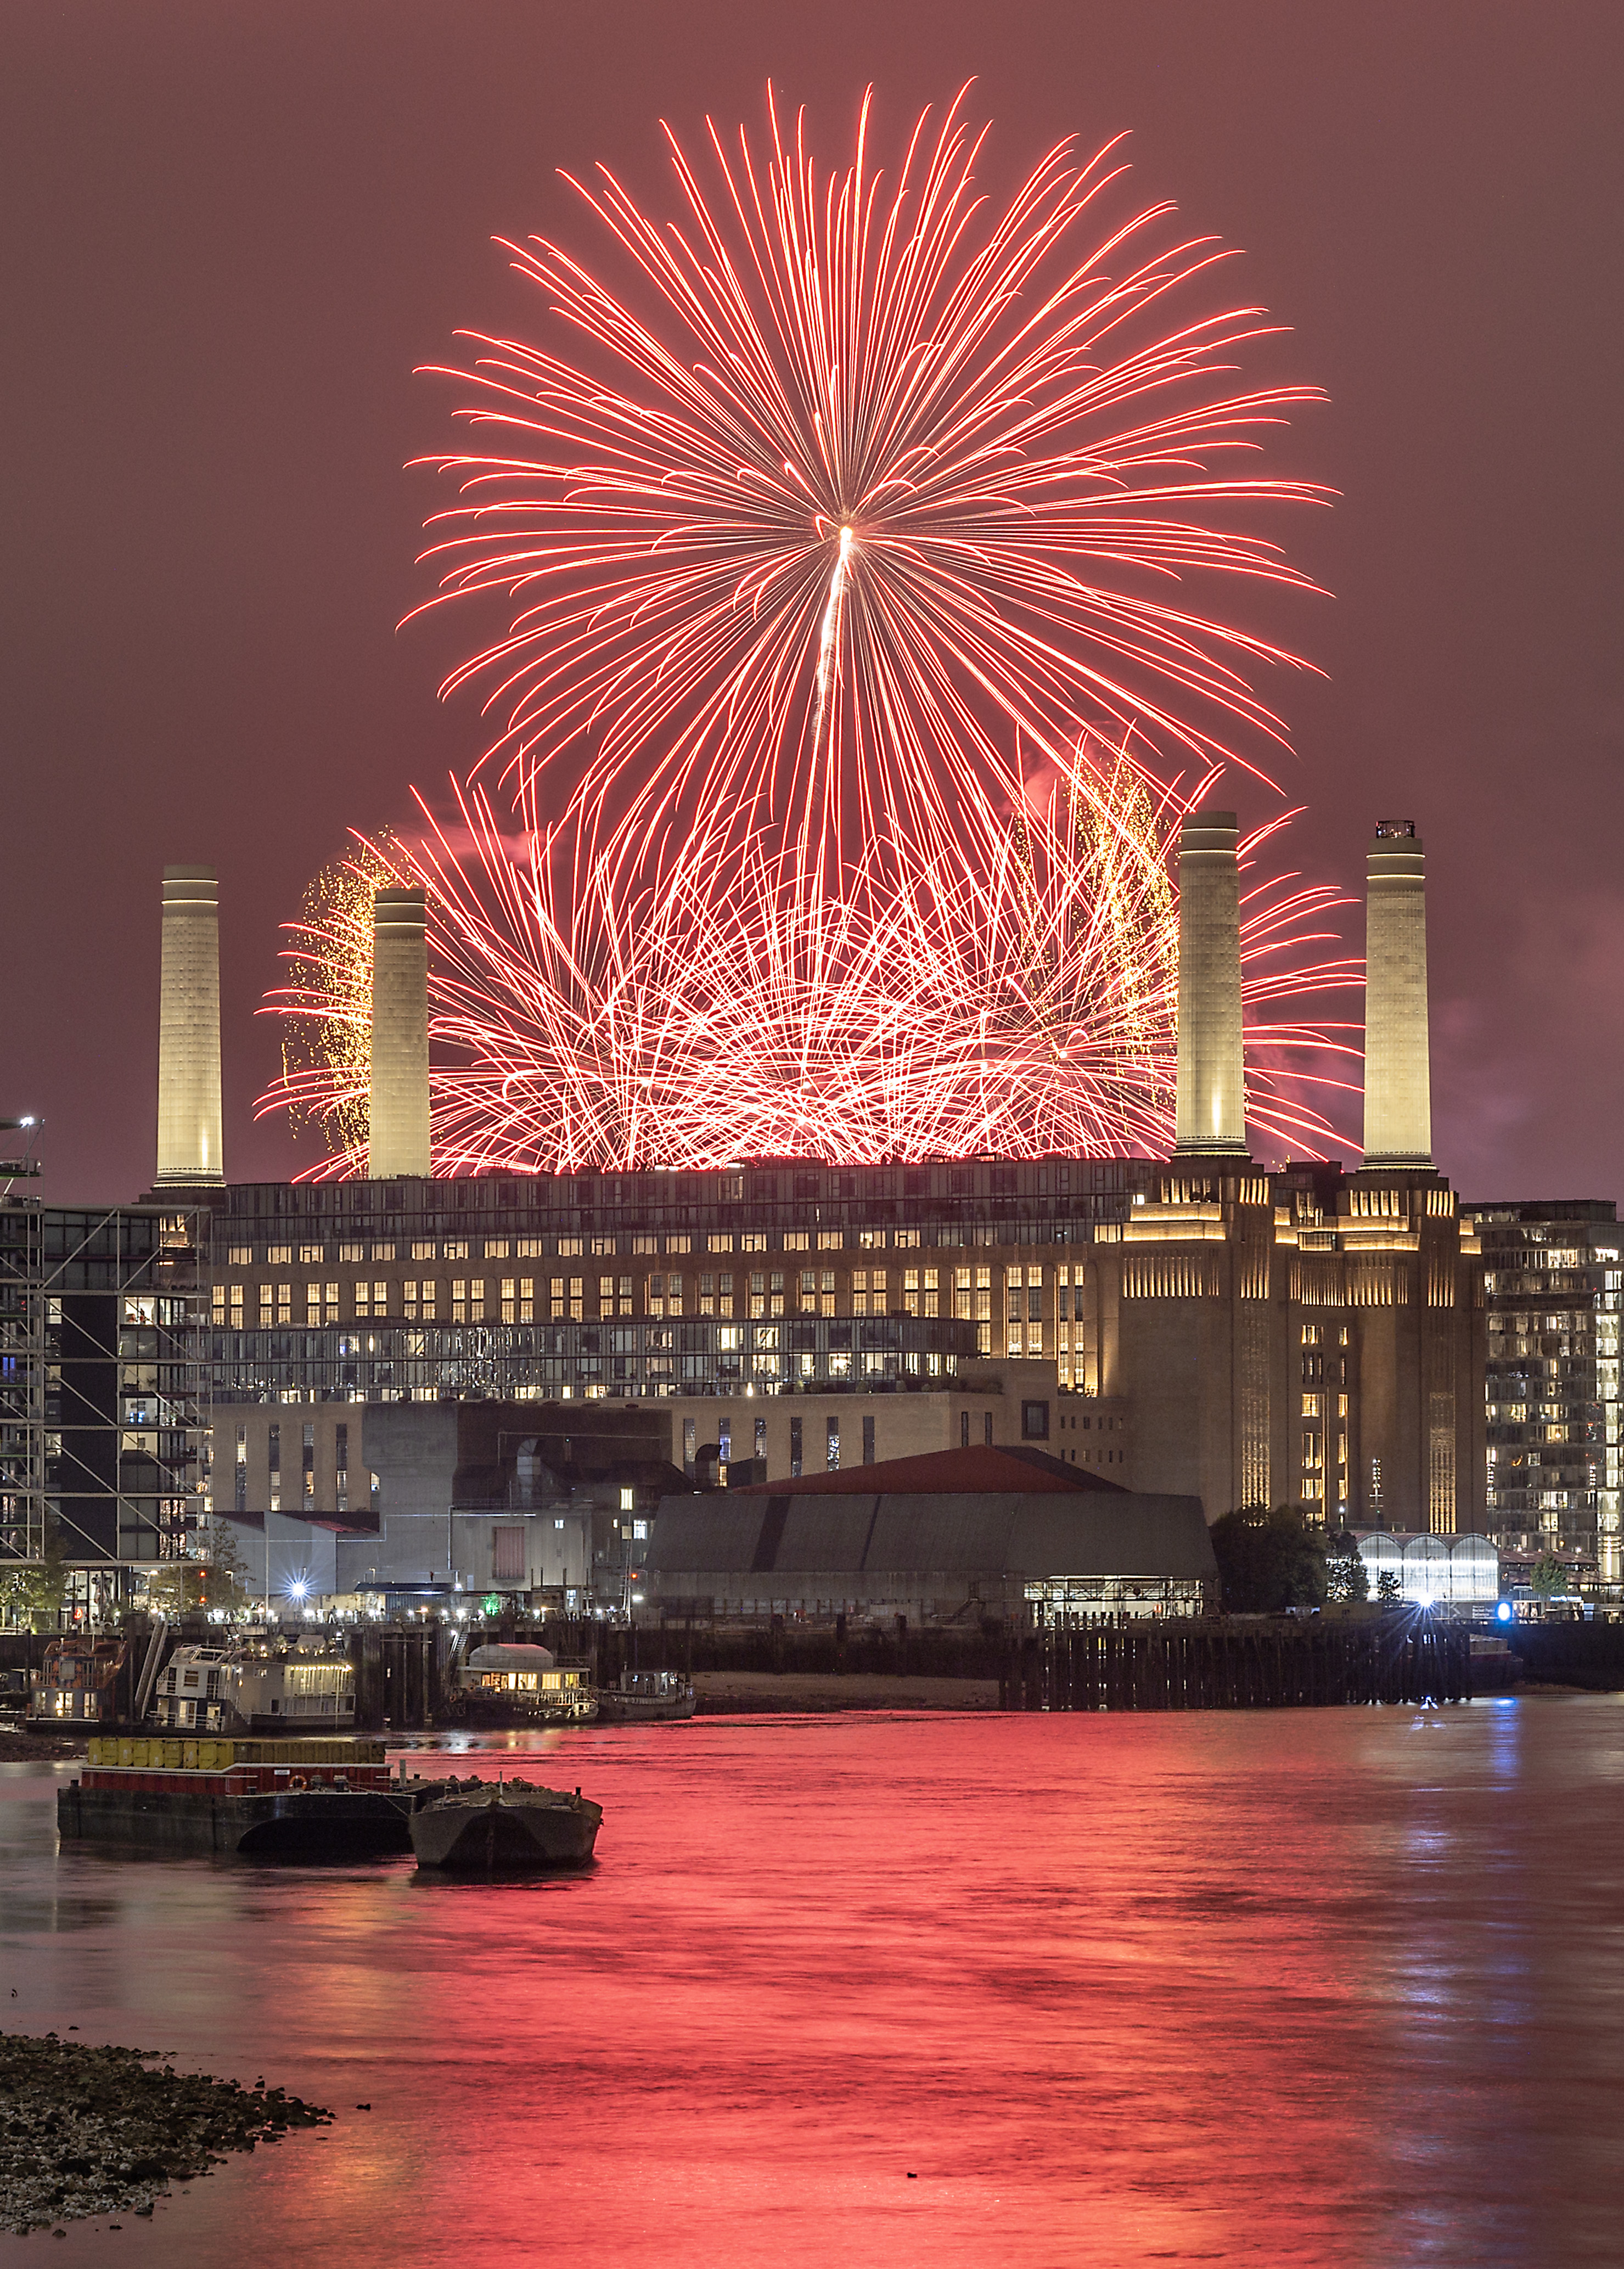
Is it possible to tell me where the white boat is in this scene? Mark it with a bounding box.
[150,1641,356,1735]
[455,1642,597,1723]
[592,1669,696,1724]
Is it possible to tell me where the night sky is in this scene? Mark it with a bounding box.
[4,1,1620,1204]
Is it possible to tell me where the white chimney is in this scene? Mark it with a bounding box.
[155,866,224,1187]
[1363,823,1432,1167]
[1173,810,1247,1156]
[369,888,431,1177]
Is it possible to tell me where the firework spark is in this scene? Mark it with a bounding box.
[273,830,403,1158]
[411,87,1328,899]
[260,751,1357,1176]
[264,93,1351,1175]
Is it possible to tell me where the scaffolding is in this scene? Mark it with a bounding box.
[0,1199,211,1595]
[0,1201,46,1564]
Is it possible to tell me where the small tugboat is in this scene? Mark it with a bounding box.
[408,1774,603,1872]
[58,1735,413,1856]
[592,1669,696,1725]
[454,1642,597,1725]
[29,1638,127,1725]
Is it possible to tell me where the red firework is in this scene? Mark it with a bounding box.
[411,87,1327,888]
[262,92,1355,1172]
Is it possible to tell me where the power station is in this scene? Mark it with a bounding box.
[4,819,1619,1615]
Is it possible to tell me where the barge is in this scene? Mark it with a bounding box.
[58,1736,413,1857]
[408,1776,603,1871]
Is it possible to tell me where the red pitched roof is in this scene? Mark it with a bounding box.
[729,1442,1125,1497]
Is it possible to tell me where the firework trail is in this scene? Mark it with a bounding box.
[261,752,1358,1176]
[264,92,1352,1172]
[411,87,1327,900]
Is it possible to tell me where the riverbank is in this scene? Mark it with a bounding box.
[0,2033,333,2236]
[0,1725,85,1762]
[693,1669,999,1713]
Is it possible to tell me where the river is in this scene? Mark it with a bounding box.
[3,1694,1622,2266]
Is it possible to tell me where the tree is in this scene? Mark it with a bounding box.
[1324,1532,1370,1605]
[142,1524,252,1616]
[1531,1552,1570,1602]
[0,1526,72,1632]
[195,1520,252,1614]
[1210,1504,1328,1614]
[1375,1570,1403,1605]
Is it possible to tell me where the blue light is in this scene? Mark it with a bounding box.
[1496,1600,1513,1624]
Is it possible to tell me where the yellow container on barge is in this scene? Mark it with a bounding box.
[86,1736,387,1772]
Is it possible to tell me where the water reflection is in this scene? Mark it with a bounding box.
[2,1700,1621,2266]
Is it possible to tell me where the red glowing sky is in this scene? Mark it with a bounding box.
[4,0,1621,1203]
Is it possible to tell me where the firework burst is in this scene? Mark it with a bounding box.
[261,750,1357,1176]
[263,93,1352,1173]
[412,86,1327,896]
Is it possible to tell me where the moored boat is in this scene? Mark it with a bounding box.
[407,1776,603,1871]
[29,1638,127,1725]
[150,1640,356,1736]
[454,1642,597,1724]
[592,1669,696,1725]
[58,1735,412,1857]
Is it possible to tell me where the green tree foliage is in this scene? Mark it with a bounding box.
[1375,1569,1403,1604]
[1324,1532,1370,1605]
[1210,1504,1328,1614]
[1530,1552,1570,1600]
[0,1526,71,1631]
[142,1524,253,1616]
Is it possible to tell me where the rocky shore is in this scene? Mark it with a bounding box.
[0,1728,85,1764]
[0,2032,333,2236]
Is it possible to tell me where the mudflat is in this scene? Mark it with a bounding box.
[692,1669,999,1712]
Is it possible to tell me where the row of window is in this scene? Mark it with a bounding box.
[234,1418,351,1515]
[211,1262,1112,1331]
[227,1227,942,1268]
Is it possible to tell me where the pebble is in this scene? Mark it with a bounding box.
[0,2032,334,2235]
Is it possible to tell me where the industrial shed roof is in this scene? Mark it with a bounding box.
[649,1489,1216,1582]
[729,1443,1123,1497]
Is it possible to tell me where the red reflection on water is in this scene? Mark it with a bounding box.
[15,1700,1624,2267]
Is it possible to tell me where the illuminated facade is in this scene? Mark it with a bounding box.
[1465,1201,1622,1583]
[195,1152,1484,1533]
[1,1201,209,1590]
